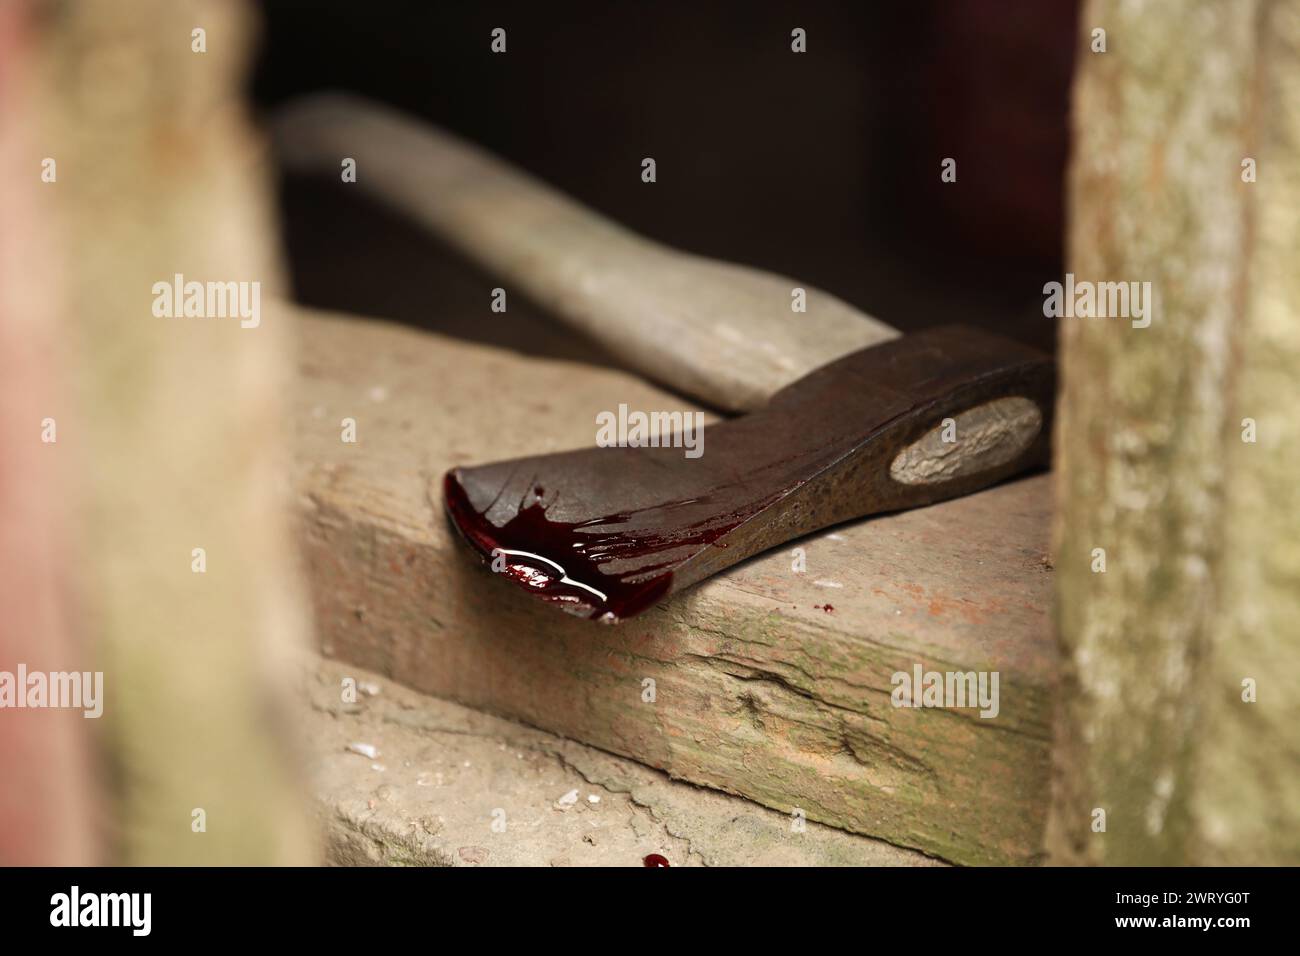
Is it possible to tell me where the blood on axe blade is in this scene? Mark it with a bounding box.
[274,96,1055,621]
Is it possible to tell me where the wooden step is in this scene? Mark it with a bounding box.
[290,308,1057,864]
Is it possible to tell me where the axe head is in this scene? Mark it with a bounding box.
[444,325,1054,622]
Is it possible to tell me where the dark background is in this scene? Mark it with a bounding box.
[253,0,1077,374]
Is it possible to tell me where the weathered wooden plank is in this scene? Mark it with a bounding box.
[292,308,1057,864]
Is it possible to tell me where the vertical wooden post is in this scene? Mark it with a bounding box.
[0,0,97,865]
[3,0,316,863]
[1049,0,1300,864]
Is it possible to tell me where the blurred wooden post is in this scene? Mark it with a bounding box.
[0,1,97,865]
[2,0,316,863]
[1048,0,1300,864]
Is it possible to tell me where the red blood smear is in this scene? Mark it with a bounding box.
[444,472,693,622]
[643,853,670,868]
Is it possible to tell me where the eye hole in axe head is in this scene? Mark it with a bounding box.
[444,325,1055,622]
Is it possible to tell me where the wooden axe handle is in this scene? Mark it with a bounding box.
[273,93,898,412]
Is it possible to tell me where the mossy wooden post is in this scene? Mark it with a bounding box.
[1049,0,1300,864]
[24,0,316,863]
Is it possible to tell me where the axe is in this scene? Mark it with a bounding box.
[275,95,1054,622]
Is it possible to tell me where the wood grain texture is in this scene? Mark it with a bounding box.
[291,309,1058,864]
[1049,0,1300,865]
